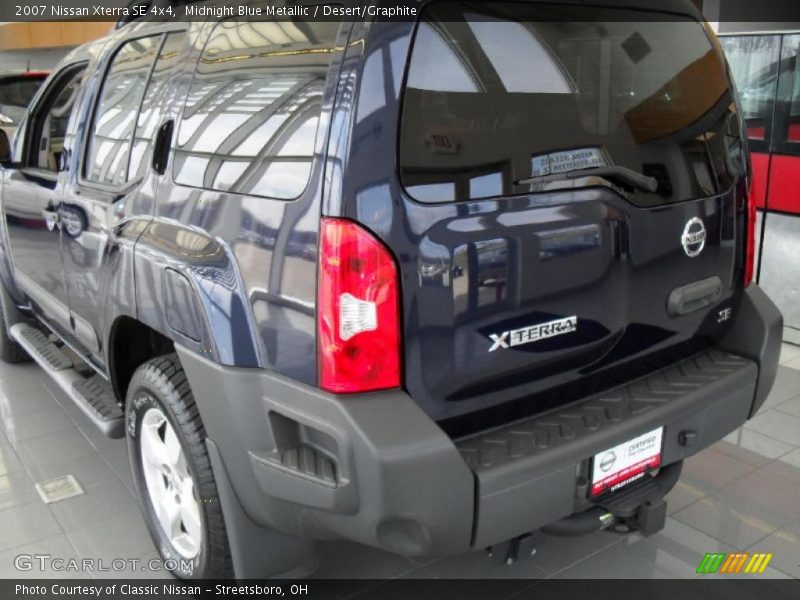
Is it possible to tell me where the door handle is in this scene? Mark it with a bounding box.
[42,204,60,231]
[152,119,174,175]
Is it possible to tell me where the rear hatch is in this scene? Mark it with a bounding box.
[390,2,749,427]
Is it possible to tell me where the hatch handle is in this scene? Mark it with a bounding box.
[667,276,723,317]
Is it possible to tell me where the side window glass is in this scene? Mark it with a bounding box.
[775,34,800,153]
[84,35,160,186]
[27,66,86,172]
[173,19,340,199]
[128,32,186,180]
[0,76,46,129]
[719,35,781,146]
[406,22,480,93]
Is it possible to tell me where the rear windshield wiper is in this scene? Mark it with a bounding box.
[516,165,658,194]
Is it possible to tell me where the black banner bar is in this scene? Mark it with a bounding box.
[1,0,800,23]
[1,579,799,600]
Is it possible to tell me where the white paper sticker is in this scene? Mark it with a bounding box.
[591,427,663,496]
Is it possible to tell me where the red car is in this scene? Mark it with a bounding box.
[720,32,800,344]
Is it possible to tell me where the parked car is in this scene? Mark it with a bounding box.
[0,72,48,142]
[719,32,800,343]
[0,0,782,580]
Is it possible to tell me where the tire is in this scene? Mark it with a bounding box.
[126,354,233,579]
[0,282,29,364]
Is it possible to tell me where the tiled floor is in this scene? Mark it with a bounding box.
[0,345,799,582]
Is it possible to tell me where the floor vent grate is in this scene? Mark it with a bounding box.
[34,475,85,504]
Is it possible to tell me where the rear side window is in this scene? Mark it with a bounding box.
[129,32,186,180]
[84,36,161,186]
[173,19,340,199]
[400,3,743,207]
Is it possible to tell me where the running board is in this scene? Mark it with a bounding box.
[9,323,124,438]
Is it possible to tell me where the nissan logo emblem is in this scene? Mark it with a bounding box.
[599,451,617,473]
[682,217,707,258]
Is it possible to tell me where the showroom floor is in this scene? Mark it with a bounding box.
[1,347,800,586]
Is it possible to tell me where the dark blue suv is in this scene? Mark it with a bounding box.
[0,0,782,579]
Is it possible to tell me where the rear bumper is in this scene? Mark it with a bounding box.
[177,285,782,557]
[460,348,757,547]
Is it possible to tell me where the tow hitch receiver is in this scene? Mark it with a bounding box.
[487,533,537,566]
[634,499,667,537]
[598,462,680,536]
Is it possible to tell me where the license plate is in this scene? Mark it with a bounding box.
[590,427,663,497]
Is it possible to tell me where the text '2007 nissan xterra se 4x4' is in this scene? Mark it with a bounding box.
[0,0,783,580]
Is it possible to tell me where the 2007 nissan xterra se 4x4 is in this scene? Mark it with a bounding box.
[0,0,782,580]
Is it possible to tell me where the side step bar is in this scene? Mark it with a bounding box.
[10,323,124,438]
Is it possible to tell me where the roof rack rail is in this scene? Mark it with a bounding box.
[115,0,188,29]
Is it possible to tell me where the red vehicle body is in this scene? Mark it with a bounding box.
[721,32,800,341]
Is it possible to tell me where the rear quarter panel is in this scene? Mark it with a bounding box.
[134,19,353,383]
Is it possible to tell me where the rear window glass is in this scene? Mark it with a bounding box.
[173,19,340,200]
[400,3,743,207]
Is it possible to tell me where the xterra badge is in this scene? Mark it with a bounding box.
[489,316,577,352]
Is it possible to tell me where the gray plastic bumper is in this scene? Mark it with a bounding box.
[177,347,475,557]
[719,284,783,416]
[458,348,757,547]
[177,285,781,557]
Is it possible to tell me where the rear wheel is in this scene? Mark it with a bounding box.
[126,354,233,579]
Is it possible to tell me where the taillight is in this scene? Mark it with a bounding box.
[318,218,401,393]
[744,181,756,287]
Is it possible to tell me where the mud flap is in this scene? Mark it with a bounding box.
[206,439,318,579]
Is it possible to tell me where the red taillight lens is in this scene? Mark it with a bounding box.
[744,183,756,287]
[318,218,401,393]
